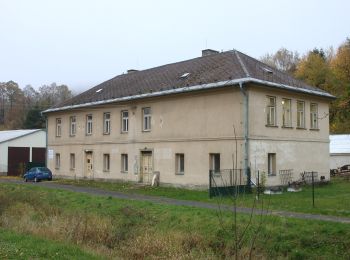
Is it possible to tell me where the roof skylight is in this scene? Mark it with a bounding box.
[180,72,190,79]
[96,88,102,93]
[262,67,273,74]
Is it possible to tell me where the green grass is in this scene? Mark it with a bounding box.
[0,182,349,259]
[54,177,350,217]
[0,228,100,259]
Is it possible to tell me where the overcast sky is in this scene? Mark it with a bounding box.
[1,0,349,93]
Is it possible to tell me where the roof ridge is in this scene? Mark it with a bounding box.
[233,50,250,78]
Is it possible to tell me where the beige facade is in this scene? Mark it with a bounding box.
[46,83,331,187]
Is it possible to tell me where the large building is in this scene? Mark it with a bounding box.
[43,49,334,187]
[0,129,46,176]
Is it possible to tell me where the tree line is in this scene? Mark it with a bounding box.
[261,37,350,134]
[0,82,73,130]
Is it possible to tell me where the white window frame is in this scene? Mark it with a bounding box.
[121,154,128,173]
[175,153,185,175]
[86,114,93,135]
[268,153,276,176]
[310,103,318,129]
[121,110,129,133]
[70,116,76,136]
[282,98,292,127]
[103,112,111,135]
[297,101,305,128]
[103,154,110,172]
[142,107,151,131]
[209,153,220,174]
[56,118,61,137]
[55,153,60,169]
[70,153,75,170]
[266,96,276,126]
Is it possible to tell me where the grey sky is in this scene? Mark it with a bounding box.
[1,0,349,93]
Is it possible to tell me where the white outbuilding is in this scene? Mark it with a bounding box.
[0,129,46,176]
[329,134,350,170]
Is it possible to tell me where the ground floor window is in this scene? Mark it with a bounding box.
[210,153,220,173]
[55,153,60,169]
[70,153,75,170]
[121,154,128,173]
[103,154,110,172]
[268,153,276,176]
[175,153,184,175]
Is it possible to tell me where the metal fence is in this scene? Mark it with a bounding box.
[209,168,251,198]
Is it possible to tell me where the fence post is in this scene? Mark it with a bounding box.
[257,170,260,200]
[246,167,252,193]
[312,171,315,208]
[209,170,212,198]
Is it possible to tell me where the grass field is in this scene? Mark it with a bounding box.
[55,177,350,217]
[0,182,349,259]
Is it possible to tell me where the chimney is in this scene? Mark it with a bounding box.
[127,69,139,74]
[202,49,219,57]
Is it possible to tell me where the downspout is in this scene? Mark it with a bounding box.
[44,115,48,167]
[239,82,249,176]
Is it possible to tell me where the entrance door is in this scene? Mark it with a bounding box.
[85,152,93,178]
[140,151,153,183]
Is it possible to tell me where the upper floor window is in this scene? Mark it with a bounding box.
[175,153,185,175]
[266,96,276,126]
[121,110,129,133]
[296,101,305,128]
[56,118,61,137]
[103,112,111,134]
[209,153,220,174]
[143,107,151,131]
[310,103,318,129]
[282,98,292,127]
[55,153,60,169]
[70,116,76,136]
[86,114,93,135]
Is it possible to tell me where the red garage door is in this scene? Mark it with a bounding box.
[8,147,30,176]
[32,147,46,164]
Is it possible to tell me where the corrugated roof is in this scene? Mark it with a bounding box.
[330,135,350,154]
[44,50,335,113]
[0,129,43,144]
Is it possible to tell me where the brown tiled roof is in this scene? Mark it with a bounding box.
[48,50,333,111]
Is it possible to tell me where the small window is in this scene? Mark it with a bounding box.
[70,153,75,170]
[268,153,276,176]
[266,96,276,126]
[56,118,62,137]
[310,103,318,129]
[282,98,292,127]
[175,153,185,175]
[86,114,93,135]
[70,116,76,136]
[55,153,60,169]
[297,101,305,128]
[121,154,128,173]
[209,153,220,174]
[121,110,129,133]
[143,107,151,131]
[103,112,111,134]
[103,154,110,172]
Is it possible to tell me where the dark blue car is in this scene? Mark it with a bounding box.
[23,167,53,182]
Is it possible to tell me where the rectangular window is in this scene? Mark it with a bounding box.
[86,114,93,135]
[103,112,111,134]
[266,96,276,126]
[121,154,128,172]
[142,107,151,131]
[56,118,61,137]
[103,154,110,171]
[209,153,220,173]
[297,101,305,128]
[70,116,76,136]
[175,153,185,174]
[282,98,292,127]
[310,103,318,129]
[70,153,75,170]
[121,110,129,133]
[55,153,60,169]
[268,153,276,176]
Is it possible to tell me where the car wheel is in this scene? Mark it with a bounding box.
[34,177,38,183]
[48,177,52,181]
[24,178,28,182]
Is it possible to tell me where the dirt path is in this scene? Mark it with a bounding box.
[1,178,350,224]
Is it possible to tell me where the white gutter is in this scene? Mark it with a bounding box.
[43,77,335,113]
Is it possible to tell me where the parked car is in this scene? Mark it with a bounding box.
[23,167,52,182]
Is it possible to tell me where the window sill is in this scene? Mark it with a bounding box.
[175,172,184,175]
[121,131,129,134]
[142,129,151,132]
[55,167,60,170]
[69,135,76,137]
[103,170,110,173]
[55,136,61,138]
[70,168,75,171]
[296,127,306,130]
[103,132,110,135]
[309,128,320,131]
[86,134,92,136]
[282,126,293,129]
[268,174,277,177]
[121,171,128,174]
[265,124,278,128]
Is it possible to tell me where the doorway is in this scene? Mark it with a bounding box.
[85,151,93,178]
[140,151,153,183]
